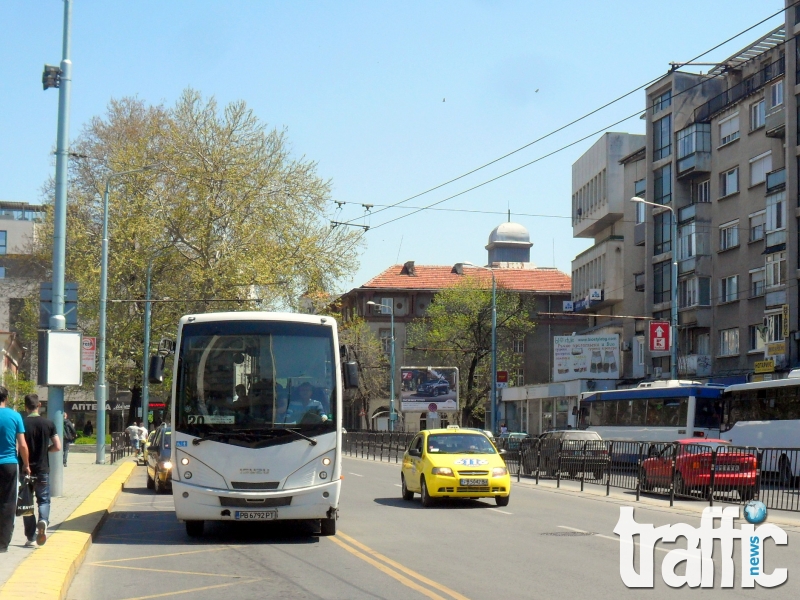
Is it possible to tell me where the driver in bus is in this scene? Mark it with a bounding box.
[289,382,327,424]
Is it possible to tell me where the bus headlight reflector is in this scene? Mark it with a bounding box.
[319,471,328,479]
[322,457,331,466]
[184,471,193,480]
[181,458,189,465]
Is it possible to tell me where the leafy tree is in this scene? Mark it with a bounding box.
[406,276,537,427]
[21,89,362,396]
[2,371,36,412]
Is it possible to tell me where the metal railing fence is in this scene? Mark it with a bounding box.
[110,431,134,463]
[343,431,800,513]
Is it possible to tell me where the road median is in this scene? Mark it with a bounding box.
[0,460,137,600]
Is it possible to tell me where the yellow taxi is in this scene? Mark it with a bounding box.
[401,426,511,507]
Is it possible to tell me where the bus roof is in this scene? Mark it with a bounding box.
[178,311,337,328]
[581,385,724,402]
[724,376,800,394]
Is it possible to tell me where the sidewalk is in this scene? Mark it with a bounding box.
[0,453,131,589]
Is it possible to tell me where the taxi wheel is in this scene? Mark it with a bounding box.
[154,468,163,494]
[146,470,155,490]
[495,494,510,507]
[420,478,435,508]
[401,475,414,501]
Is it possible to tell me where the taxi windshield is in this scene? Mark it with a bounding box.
[427,433,496,454]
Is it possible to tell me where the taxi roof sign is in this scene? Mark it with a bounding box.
[447,425,460,429]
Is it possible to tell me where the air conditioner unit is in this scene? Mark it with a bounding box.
[653,366,663,378]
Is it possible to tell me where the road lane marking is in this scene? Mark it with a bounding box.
[120,578,264,600]
[487,508,512,515]
[329,536,449,600]
[92,546,231,564]
[348,472,364,477]
[89,564,250,578]
[337,532,471,600]
[394,484,402,487]
[558,525,669,553]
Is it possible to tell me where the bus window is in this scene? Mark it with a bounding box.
[631,399,647,426]
[694,398,721,429]
[618,401,633,425]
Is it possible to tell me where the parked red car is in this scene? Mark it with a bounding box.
[640,439,757,501]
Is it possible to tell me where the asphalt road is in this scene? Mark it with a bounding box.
[67,457,800,599]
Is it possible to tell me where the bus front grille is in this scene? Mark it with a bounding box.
[219,496,292,508]
[231,481,280,490]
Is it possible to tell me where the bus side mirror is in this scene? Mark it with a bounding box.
[149,355,165,384]
[344,361,359,389]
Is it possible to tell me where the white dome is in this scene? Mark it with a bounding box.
[486,222,532,248]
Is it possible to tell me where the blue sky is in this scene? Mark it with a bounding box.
[0,1,786,292]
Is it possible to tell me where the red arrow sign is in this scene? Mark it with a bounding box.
[649,321,671,352]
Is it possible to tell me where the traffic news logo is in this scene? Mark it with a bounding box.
[614,504,788,588]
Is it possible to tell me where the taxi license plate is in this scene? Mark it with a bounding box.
[460,478,488,486]
[234,510,278,521]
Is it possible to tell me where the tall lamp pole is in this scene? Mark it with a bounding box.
[631,196,678,380]
[367,300,396,430]
[41,0,73,496]
[461,263,498,433]
[95,164,159,464]
[141,248,170,432]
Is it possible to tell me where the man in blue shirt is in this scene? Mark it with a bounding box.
[0,385,30,553]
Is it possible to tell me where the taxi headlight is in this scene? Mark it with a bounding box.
[161,461,173,470]
[431,467,454,477]
[492,467,508,477]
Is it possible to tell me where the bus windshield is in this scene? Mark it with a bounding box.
[175,320,336,440]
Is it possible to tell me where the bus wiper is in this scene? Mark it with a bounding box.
[192,432,228,445]
[273,427,318,446]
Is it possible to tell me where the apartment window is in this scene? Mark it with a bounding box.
[515,368,525,387]
[748,325,766,352]
[718,220,739,251]
[677,223,697,260]
[678,277,710,308]
[634,178,646,223]
[379,329,392,354]
[720,167,739,197]
[765,251,786,288]
[654,164,672,205]
[749,268,765,297]
[765,312,785,343]
[653,260,671,304]
[636,336,645,365]
[720,275,738,303]
[771,80,784,108]
[652,90,671,113]
[653,211,672,254]
[695,180,710,203]
[749,152,772,187]
[719,113,740,145]
[677,123,710,159]
[766,192,786,232]
[635,201,646,224]
[718,328,739,357]
[0,231,6,255]
[749,211,766,242]
[634,272,645,292]
[750,99,765,130]
[513,337,525,353]
[653,115,672,161]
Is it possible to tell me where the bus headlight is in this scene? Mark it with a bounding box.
[322,457,331,466]
[181,458,190,465]
[285,449,336,489]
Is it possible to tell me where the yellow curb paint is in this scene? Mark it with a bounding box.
[0,461,137,600]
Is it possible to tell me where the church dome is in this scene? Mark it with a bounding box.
[486,222,532,249]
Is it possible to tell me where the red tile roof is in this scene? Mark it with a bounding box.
[360,264,571,293]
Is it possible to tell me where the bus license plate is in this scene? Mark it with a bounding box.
[460,478,488,486]
[235,510,278,521]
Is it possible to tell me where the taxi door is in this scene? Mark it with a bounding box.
[402,434,425,491]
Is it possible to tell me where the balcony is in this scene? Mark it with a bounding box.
[766,167,786,193]
[676,124,711,180]
[765,229,786,248]
[678,354,712,377]
[571,236,624,307]
[634,222,646,246]
[765,105,785,138]
[765,289,787,308]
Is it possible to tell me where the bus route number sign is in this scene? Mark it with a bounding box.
[649,321,670,352]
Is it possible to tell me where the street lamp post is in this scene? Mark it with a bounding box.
[367,300,396,431]
[631,196,678,380]
[95,164,159,464]
[461,262,498,433]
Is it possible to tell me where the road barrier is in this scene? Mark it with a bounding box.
[343,431,800,513]
[110,431,134,463]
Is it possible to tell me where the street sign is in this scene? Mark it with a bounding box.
[81,336,96,373]
[496,370,509,389]
[782,304,790,338]
[649,321,671,352]
[39,282,79,329]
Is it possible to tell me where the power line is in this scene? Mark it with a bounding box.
[337,2,793,229]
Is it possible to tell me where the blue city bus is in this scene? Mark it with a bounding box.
[578,381,725,443]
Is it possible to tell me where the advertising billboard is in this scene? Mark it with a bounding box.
[553,334,619,382]
[400,367,458,412]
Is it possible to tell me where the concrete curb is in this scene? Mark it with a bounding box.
[0,460,137,600]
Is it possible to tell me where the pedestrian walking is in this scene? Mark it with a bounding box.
[63,413,77,467]
[83,420,93,437]
[0,386,29,553]
[126,422,141,458]
[137,422,149,457]
[21,393,61,547]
